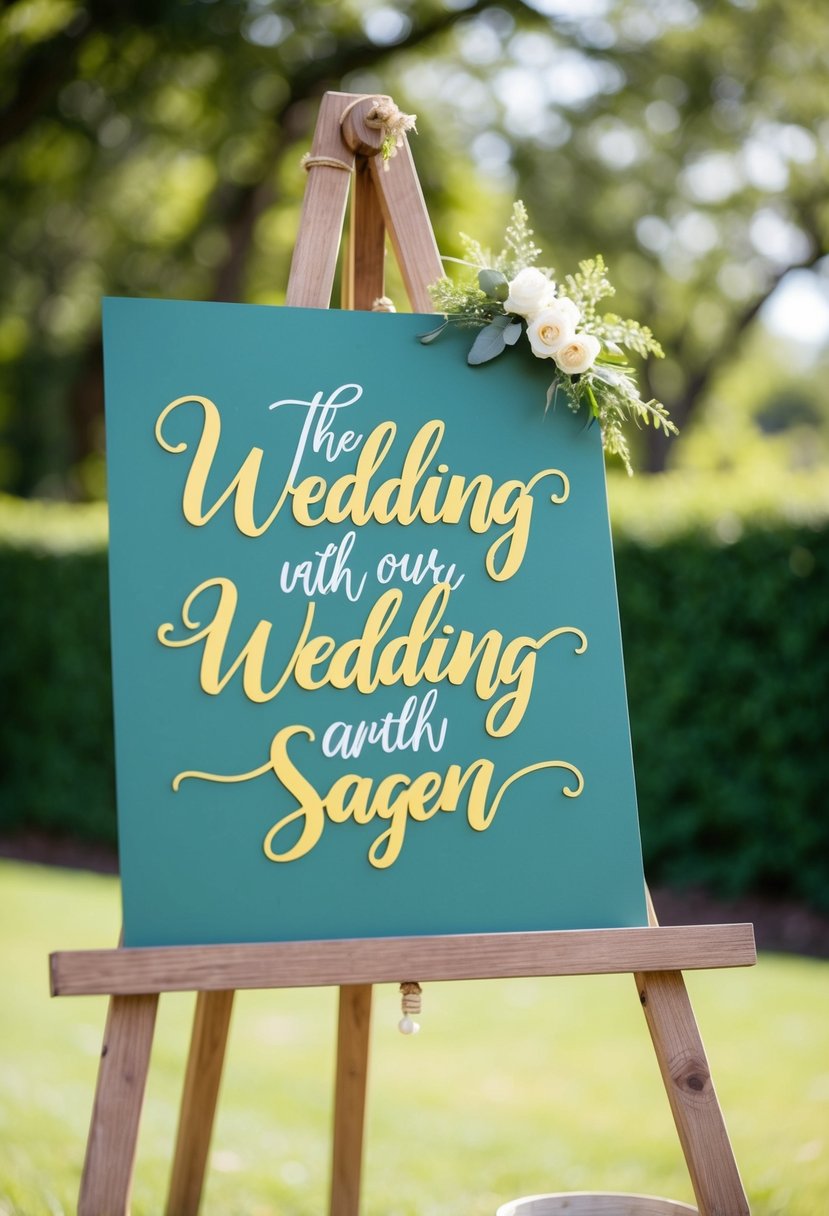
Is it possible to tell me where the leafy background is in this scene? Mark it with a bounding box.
[2,0,829,495]
[2,5,829,1215]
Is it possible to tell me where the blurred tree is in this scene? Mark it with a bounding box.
[672,325,829,474]
[2,0,548,496]
[1,0,828,493]
[398,0,829,469]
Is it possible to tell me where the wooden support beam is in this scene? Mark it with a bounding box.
[347,159,387,311]
[51,924,756,997]
[330,985,373,1216]
[635,970,749,1216]
[166,989,235,1216]
[78,993,158,1216]
[286,91,357,309]
[331,118,387,1216]
[370,139,442,312]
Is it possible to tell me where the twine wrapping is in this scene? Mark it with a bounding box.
[301,153,353,173]
[400,981,422,1016]
[340,94,417,168]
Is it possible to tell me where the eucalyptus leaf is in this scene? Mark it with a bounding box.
[477,268,509,301]
[488,312,512,329]
[503,320,523,346]
[467,322,507,365]
[417,320,449,344]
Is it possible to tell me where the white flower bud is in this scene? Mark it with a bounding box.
[526,299,580,358]
[503,267,556,318]
[554,332,601,375]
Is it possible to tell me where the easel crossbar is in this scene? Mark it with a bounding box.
[51,924,755,996]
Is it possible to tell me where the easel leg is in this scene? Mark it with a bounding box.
[635,970,750,1216]
[330,984,373,1216]
[79,993,159,1216]
[369,140,442,312]
[286,93,356,309]
[346,158,386,310]
[166,989,235,1216]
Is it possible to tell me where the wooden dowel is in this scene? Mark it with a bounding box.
[51,924,756,997]
[330,985,373,1216]
[78,993,158,1216]
[166,989,235,1216]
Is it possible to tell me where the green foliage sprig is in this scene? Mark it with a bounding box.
[421,202,677,474]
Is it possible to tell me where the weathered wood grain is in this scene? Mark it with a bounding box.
[51,924,755,996]
[165,989,235,1216]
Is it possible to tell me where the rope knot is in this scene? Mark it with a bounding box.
[341,95,417,169]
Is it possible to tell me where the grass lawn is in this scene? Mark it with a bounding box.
[1,859,827,1216]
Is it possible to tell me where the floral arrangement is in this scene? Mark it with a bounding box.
[365,97,417,167]
[420,202,677,473]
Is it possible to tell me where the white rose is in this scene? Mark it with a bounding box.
[554,332,601,375]
[503,267,556,318]
[526,301,579,358]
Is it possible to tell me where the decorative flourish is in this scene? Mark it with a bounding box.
[420,202,677,474]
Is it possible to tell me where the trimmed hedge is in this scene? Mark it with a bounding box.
[0,501,114,843]
[608,468,829,910]
[1,480,828,910]
[617,527,828,910]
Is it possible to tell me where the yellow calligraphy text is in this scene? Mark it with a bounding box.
[157,579,587,738]
[154,395,569,580]
[172,724,584,869]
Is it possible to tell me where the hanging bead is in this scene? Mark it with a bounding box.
[398,981,422,1034]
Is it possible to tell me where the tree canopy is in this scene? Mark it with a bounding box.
[1,0,828,494]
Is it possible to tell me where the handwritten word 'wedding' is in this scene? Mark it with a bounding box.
[158,579,586,738]
[154,384,569,581]
[154,382,586,868]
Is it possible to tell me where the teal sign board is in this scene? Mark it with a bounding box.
[103,298,648,947]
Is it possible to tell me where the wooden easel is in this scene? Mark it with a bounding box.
[50,93,756,1216]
